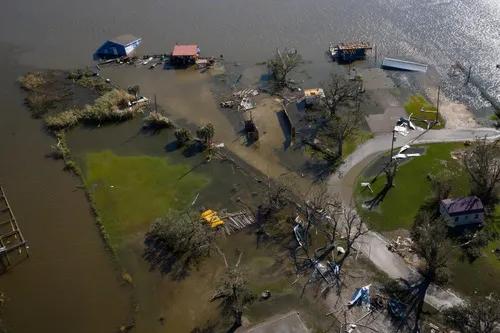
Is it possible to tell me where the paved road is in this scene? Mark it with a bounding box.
[326,127,500,309]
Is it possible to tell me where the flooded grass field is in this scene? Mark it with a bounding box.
[1,0,500,331]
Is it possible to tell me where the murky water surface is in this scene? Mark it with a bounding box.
[1,0,499,332]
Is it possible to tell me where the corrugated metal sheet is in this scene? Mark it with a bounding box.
[382,57,428,73]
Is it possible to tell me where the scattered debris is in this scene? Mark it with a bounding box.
[239,97,256,111]
[222,210,255,235]
[260,290,271,300]
[142,57,153,65]
[360,182,374,193]
[304,88,325,106]
[387,236,414,256]
[392,153,421,160]
[388,298,406,320]
[348,284,371,308]
[220,100,235,108]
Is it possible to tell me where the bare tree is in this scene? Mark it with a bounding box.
[463,138,500,207]
[444,294,500,333]
[297,199,367,296]
[210,251,255,332]
[329,101,364,158]
[267,48,302,88]
[401,213,451,332]
[322,73,362,118]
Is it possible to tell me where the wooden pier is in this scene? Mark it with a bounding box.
[0,186,29,271]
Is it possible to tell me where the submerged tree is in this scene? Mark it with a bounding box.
[267,48,302,88]
[322,73,362,118]
[444,294,500,333]
[463,137,500,207]
[175,127,193,146]
[143,213,213,279]
[196,123,215,146]
[401,213,451,332]
[210,253,255,332]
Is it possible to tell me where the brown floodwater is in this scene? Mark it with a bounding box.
[0,45,131,332]
[1,0,500,332]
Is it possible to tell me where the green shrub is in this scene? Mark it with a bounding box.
[18,72,45,91]
[25,93,59,117]
[143,111,173,128]
[44,109,81,130]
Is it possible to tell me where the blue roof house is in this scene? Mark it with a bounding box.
[94,34,142,59]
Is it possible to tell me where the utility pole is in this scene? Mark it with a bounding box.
[466,65,472,85]
[435,85,440,123]
[390,128,396,158]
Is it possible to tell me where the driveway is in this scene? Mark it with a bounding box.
[326,127,500,309]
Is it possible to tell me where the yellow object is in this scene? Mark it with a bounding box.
[200,209,224,228]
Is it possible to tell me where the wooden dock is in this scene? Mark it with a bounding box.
[0,186,29,271]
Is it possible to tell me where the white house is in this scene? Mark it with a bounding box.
[439,196,484,227]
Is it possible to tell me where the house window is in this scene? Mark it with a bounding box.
[475,214,478,218]
[454,217,458,222]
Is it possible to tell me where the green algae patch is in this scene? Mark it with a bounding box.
[84,151,209,248]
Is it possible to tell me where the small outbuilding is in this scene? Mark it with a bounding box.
[95,34,142,59]
[170,44,200,66]
[440,196,484,227]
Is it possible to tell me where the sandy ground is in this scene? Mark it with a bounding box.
[425,86,478,129]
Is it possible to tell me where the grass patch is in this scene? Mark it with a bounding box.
[44,89,143,131]
[343,130,374,158]
[356,143,468,231]
[356,142,500,295]
[84,151,210,248]
[405,94,445,129]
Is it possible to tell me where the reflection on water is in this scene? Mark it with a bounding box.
[1,0,500,331]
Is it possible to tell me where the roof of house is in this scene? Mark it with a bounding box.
[110,34,141,45]
[172,44,199,57]
[441,196,484,216]
[337,42,372,51]
[382,57,428,73]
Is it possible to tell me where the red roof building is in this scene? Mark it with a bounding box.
[172,44,199,57]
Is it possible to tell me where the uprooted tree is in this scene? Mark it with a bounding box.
[267,48,302,88]
[210,251,255,332]
[443,293,500,333]
[143,213,214,279]
[398,212,451,333]
[463,137,500,208]
[322,73,362,118]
